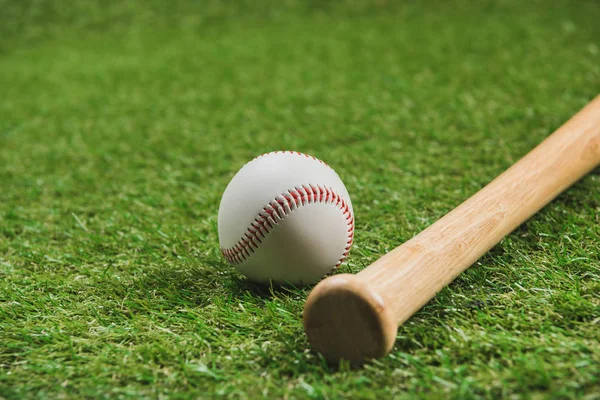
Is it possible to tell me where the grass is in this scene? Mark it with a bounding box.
[1,0,599,398]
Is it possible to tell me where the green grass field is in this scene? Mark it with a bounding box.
[1,0,599,398]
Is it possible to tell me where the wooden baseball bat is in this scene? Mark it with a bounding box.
[304,95,600,363]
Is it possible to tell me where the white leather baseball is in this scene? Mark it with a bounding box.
[218,151,354,286]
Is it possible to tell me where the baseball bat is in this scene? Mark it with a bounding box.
[304,95,600,363]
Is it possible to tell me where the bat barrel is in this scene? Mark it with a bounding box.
[304,95,600,363]
[303,274,397,363]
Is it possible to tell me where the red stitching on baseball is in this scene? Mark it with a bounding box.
[220,185,354,269]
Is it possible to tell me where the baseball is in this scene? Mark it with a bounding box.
[218,151,354,286]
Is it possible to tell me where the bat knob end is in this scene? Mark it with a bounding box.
[303,274,396,364]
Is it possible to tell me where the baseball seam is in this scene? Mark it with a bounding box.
[220,184,354,268]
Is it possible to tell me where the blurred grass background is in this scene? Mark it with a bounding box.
[1,0,599,398]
